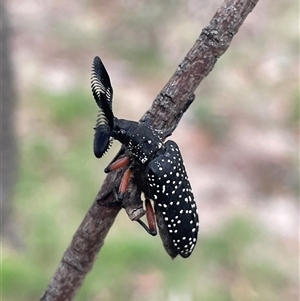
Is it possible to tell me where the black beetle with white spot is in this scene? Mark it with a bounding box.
[91,56,199,258]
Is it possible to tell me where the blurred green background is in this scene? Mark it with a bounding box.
[2,0,298,301]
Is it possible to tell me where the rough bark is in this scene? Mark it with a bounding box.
[40,0,259,300]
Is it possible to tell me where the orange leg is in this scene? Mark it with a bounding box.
[105,156,130,173]
[136,199,157,236]
[145,199,157,234]
[118,167,132,200]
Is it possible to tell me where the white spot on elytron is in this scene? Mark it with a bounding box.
[164,217,169,221]
[162,185,166,193]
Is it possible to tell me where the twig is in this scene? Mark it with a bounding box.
[40,0,259,300]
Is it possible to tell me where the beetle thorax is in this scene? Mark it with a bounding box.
[113,119,164,164]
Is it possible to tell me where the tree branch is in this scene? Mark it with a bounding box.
[40,0,259,300]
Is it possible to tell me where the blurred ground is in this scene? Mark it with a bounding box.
[2,0,299,301]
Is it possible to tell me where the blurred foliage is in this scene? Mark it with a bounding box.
[3,210,296,301]
[3,0,299,301]
[37,90,95,126]
[193,100,229,141]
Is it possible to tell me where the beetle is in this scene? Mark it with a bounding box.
[91,56,199,258]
